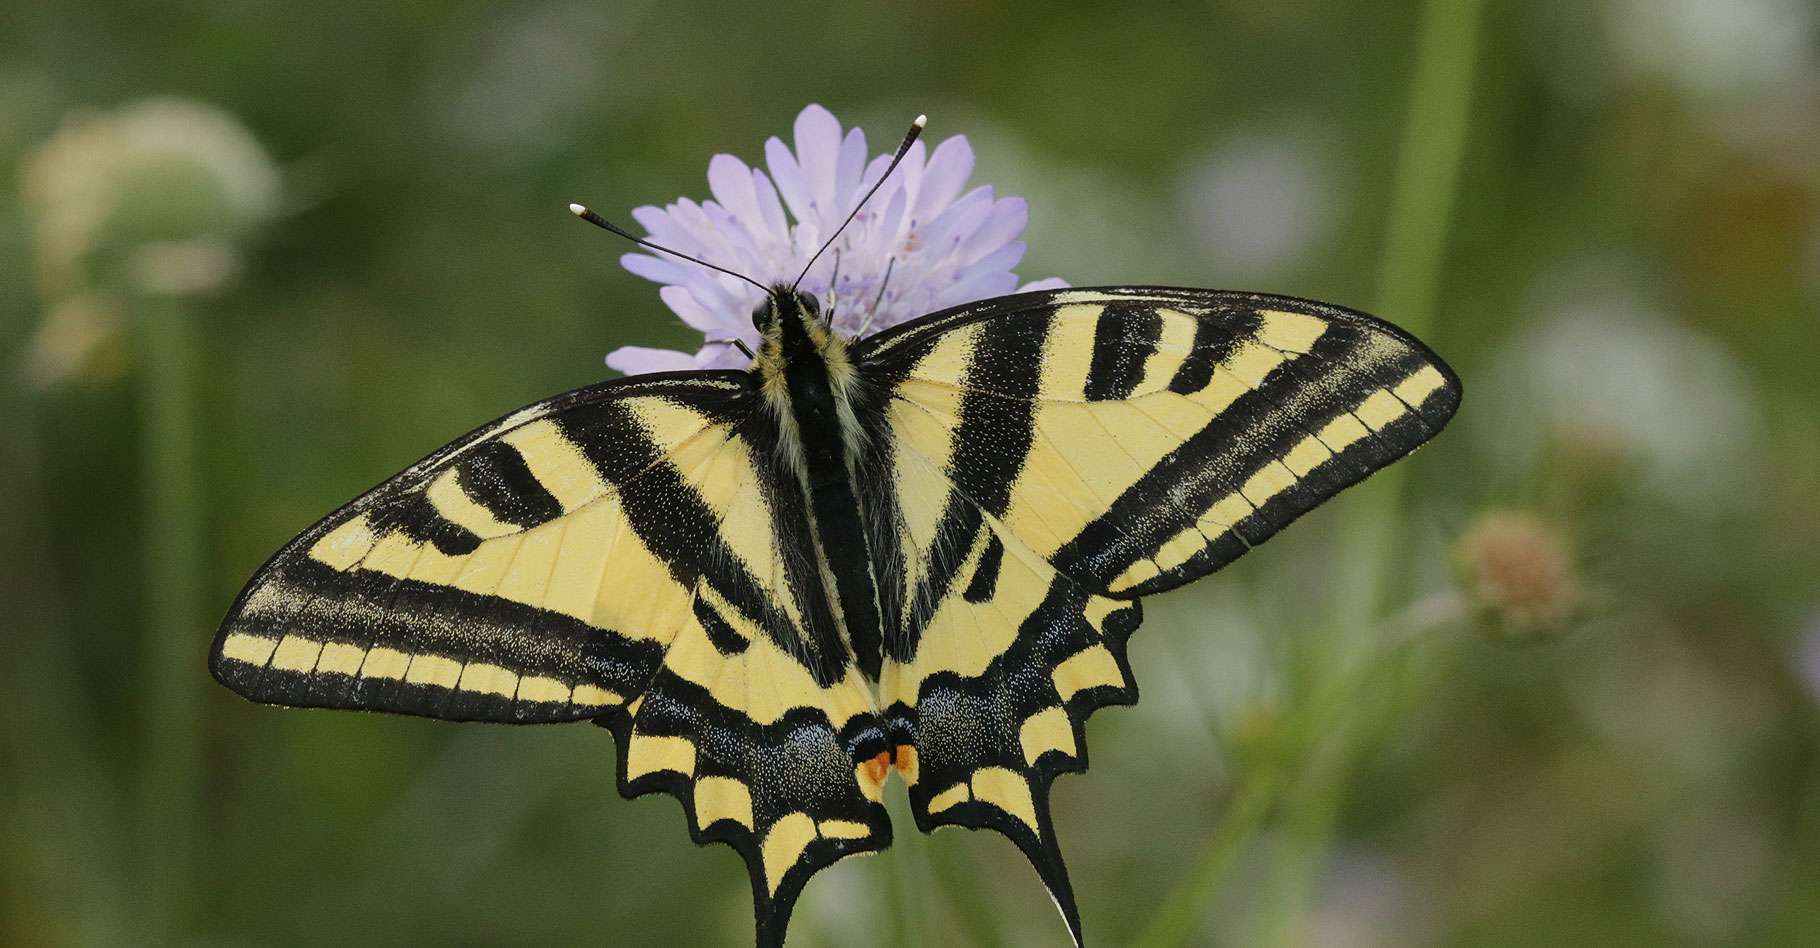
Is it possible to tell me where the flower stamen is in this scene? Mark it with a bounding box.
[854,256,898,337]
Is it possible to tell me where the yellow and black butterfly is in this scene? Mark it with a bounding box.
[210,118,1460,947]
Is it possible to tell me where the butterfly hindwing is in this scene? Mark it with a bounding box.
[209,370,891,946]
[871,434,1142,942]
[602,410,892,947]
[855,286,1461,942]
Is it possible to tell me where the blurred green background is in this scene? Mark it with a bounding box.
[4,0,1819,945]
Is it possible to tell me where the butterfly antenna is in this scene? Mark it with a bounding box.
[792,114,926,292]
[569,203,770,294]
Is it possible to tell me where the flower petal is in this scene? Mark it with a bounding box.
[968,239,1027,277]
[1017,277,1070,292]
[765,135,813,225]
[695,340,755,370]
[916,135,975,223]
[958,196,1029,262]
[944,266,1019,304]
[856,152,893,204]
[892,140,928,223]
[660,284,744,335]
[707,154,767,240]
[835,126,868,213]
[630,205,689,249]
[793,104,844,224]
[621,251,692,286]
[917,185,995,258]
[751,167,789,240]
[605,345,697,374]
[877,184,909,249]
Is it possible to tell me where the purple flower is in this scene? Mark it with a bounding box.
[606,104,1066,374]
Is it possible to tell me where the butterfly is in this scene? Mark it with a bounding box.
[209,117,1461,947]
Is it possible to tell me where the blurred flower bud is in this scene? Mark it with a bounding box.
[1793,610,1820,708]
[19,96,280,301]
[1177,128,1338,280]
[127,239,242,297]
[1453,511,1583,640]
[1482,269,1761,509]
[21,293,127,391]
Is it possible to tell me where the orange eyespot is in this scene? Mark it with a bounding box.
[862,751,891,787]
[893,744,919,783]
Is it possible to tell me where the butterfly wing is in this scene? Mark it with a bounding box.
[210,370,889,947]
[853,286,1461,943]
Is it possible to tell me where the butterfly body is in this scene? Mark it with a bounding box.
[751,288,891,683]
[211,286,1460,947]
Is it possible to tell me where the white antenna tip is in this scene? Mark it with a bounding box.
[568,203,588,217]
[913,114,927,129]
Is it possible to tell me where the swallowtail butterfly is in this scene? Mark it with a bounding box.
[210,116,1460,946]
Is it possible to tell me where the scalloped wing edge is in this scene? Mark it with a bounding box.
[593,705,893,948]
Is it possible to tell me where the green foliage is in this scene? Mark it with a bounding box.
[4,1,1818,944]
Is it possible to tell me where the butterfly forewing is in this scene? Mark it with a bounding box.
[211,374,754,722]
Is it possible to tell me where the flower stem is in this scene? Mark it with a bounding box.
[879,811,916,948]
[927,830,1005,945]
[1128,754,1283,948]
[1329,0,1486,625]
[1257,0,1488,942]
[135,296,206,940]
[1133,3,1486,940]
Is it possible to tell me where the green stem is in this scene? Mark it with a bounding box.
[879,810,916,948]
[1132,597,1458,945]
[1329,0,1487,625]
[926,830,1005,946]
[1257,1,1488,943]
[136,297,205,940]
[3,364,130,939]
[1128,756,1282,948]
[1247,664,1392,946]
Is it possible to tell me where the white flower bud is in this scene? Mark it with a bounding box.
[20,97,279,300]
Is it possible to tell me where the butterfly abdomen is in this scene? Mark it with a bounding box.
[754,291,891,680]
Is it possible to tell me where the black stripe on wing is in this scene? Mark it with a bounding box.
[1084,303,1162,401]
[454,438,565,528]
[212,555,662,722]
[1088,297,1461,597]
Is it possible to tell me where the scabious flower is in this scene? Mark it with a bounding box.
[607,104,1066,373]
[1453,510,1583,640]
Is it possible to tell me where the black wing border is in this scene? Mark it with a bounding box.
[857,284,1463,402]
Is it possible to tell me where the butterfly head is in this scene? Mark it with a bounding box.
[754,284,845,358]
[751,285,824,336]
[751,285,856,404]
